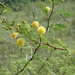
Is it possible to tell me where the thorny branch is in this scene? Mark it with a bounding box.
[15,39,67,75]
[15,38,41,75]
[43,43,67,50]
[29,42,67,51]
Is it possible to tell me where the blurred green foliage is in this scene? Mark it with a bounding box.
[0,0,75,75]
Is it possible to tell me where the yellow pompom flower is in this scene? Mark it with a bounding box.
[45,6,52,13]
[37,26,46,34]
[31,21,40,28]
[16,38,25,47]
[10,32,19,39]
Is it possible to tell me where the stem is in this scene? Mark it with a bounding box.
[46,0,54,32]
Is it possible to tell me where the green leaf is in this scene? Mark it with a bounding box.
[53,24,66,30]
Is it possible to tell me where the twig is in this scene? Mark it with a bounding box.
[43,43,67,50]
[46,0,54,32]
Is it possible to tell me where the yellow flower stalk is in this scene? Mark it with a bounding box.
[31,21,40,28]
[10,32,19,39]
[37,26,46,34]
[16,38,25,47]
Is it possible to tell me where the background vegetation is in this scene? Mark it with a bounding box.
[0,0,75,75]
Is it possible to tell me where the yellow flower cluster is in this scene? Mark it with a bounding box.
[16,38,25,47]
[10,32,25,47]
[37,26,46,34]
[31,21,46,35]
[10,20,46,47]
[31,21,40,28]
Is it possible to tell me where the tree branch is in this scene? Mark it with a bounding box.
[43,43,67,50]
